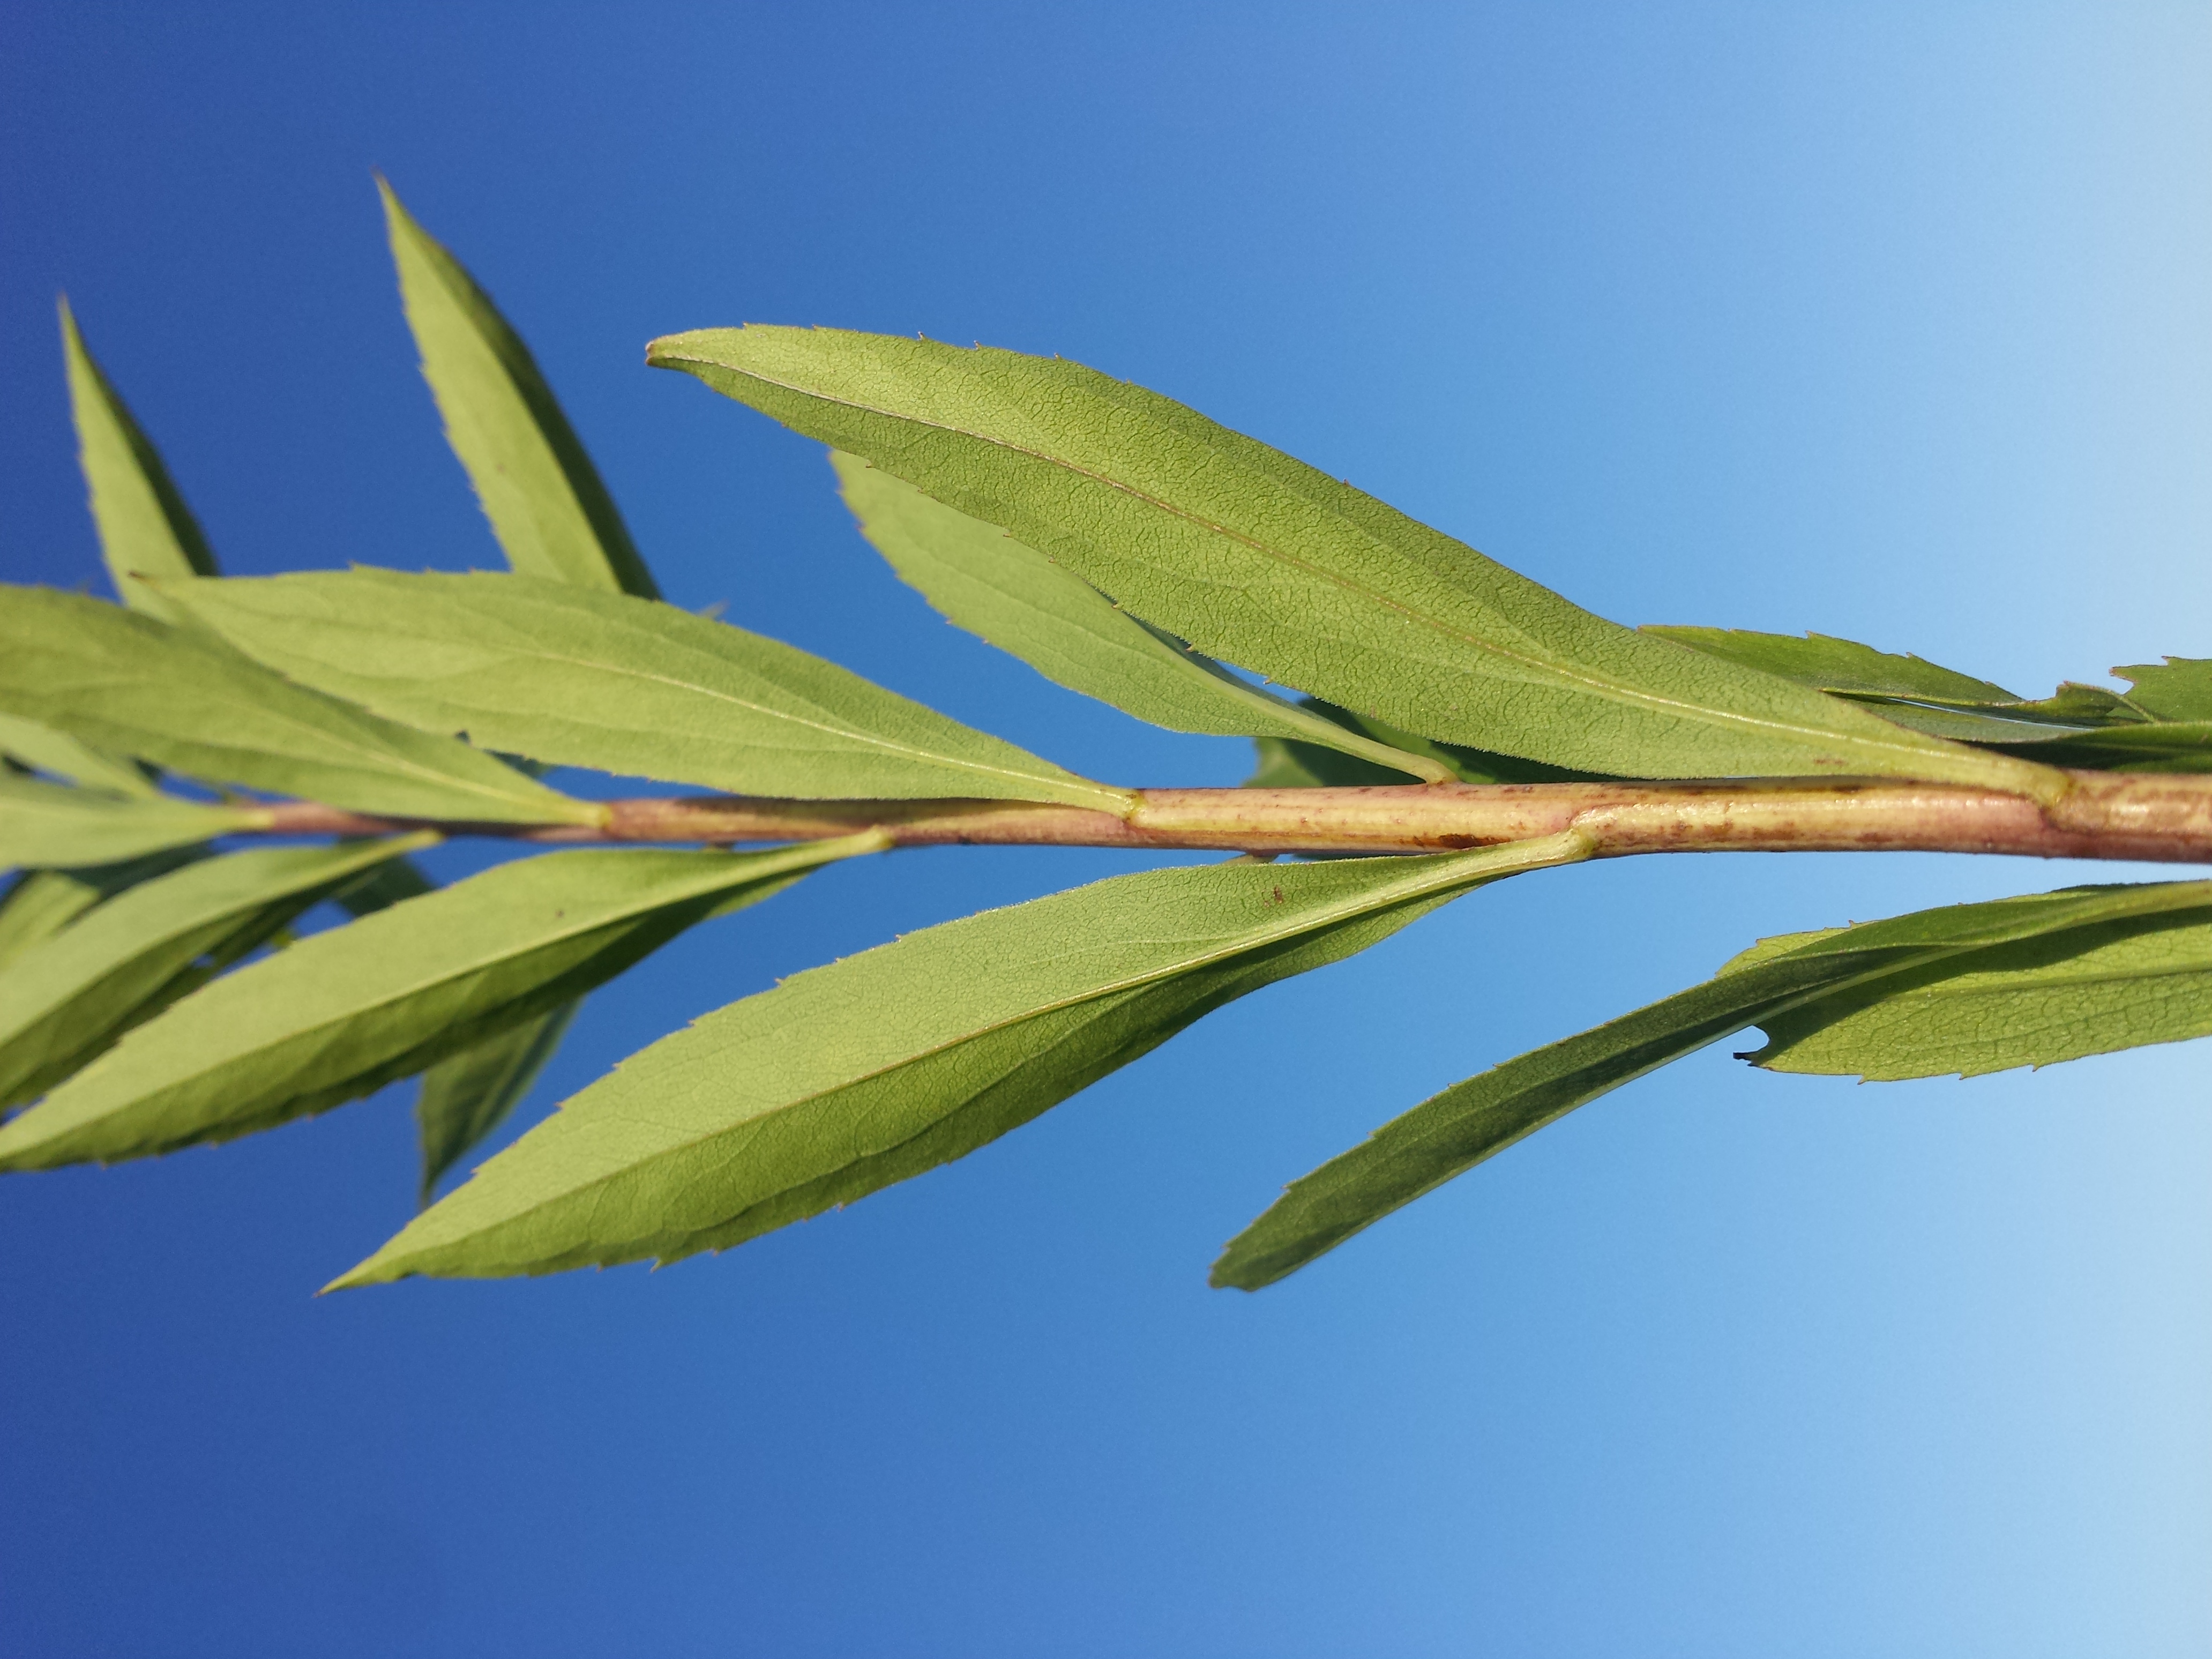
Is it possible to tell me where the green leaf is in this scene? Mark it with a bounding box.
[0,711,159,798]
[1983,721,2212,774]
[1642,626,2207,754]
[0,834,435,1113]
[378,180,660,600]
[2114,657,2212,723]
[159,569,1131,810]
[58,300,219,625]
[1752,908,2212,1079]
[1214,878,2212,1289]
[333,851,438,916]
[647,326,2057,797]
[1245,698,1612,789]
[416,1000,578,1202]
[0,775,262,868]
[833,452,1454,782]
[318,837,585,1202]
[0,586,598,826]
[0,849,208,969]
[332,832,1591,1287]
[1640,626,2019,704]
[0,835,877,1172]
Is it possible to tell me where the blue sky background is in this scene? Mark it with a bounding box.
[3,4,2209,1654]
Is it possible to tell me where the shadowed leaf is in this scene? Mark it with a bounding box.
[0,835,435,1112]
[1216,878,2212,1289]
[0,712,160,799]
[333,833,1591,1287]
[1751,907,2212,1079]
[379,180,660,599]
[416,1001,578,1201]
[0,586,598,826]
[0,835,877,1172]
[0,848,211,970]
[834,452,1453,781]
[58,300,219,624]
[647,326,2056,797]
[161,569,1130,809]
[0,776,261,868]
[2113,657,2212,723]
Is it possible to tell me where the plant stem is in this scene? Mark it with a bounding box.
[255,769,2212,863]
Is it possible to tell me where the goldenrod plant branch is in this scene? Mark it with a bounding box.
[246,770,2212,863]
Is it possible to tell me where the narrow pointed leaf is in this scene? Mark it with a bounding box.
[416,1001,578,1201]
[378,180,659,599]
[1646,626,2195,751]
[0,836,877,1172]
[0,712,159,798]
[0,848,211,970]
[2116,657,2212,722]
[334,833,1590,1287]
[0,776,261,868]
[0,586,597,826]
[323,838,586,1201]
[834,453,1453,782]
[1245,698,1611,789]
[58,300,218,624]
[1751,909,2212,1079]
[1216,878,2212,1289]
[648,326,2057,796]
[1983,721,2212,774]
[160,570,1130,809]
[1640,626,2019,704]
[333,852,437,917]
[0,834,435,1112]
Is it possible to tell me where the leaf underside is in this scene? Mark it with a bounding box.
[0,837,875,1173]
[58,300,219,625]
[337,834,1590,1287]
[0,586,596,825]
[160,569,1129,810]
[833,452,1455,781]
[647,326,2056,796]
[379,180,661,601]
[1215,879,2212,1289]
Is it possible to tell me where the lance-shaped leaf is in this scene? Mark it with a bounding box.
[1215,878,2212,1289]
[323,847,584,1204]
[0,836,877,1172]
[0,835,434,1112]
[1982,721,2212,774]
[333,832,1591,1287]
[1246,698,1612,789]
[0,776,263,868]
[0,848,210,970]
[1643,624,2198,751]
[1751,908,2212,1080]
[1640,627,2020,705]
[646,326,2057,797]
[416,1002,578,1201]
[0,712,159,799]
[0,586,597,826]
[59,300,219,625]
[2117,657,2212,722]
[159,570,1131,810]
[833,453,1454,782]
[379,180,660,599]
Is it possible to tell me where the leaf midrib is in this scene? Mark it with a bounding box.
[683,348,1994,773]
[408,835,1587,1256]
[21,850,837,1128]
[54,643,581,821]
[363,614,1127,809]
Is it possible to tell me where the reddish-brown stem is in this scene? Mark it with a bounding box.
[253,770,2212,863]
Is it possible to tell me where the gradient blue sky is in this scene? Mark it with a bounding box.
[3,5,2208,1655]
